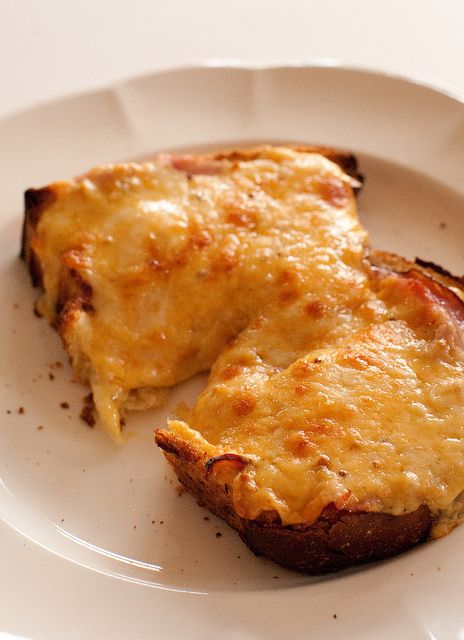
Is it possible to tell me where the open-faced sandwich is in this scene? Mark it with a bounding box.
[22,145,464,573]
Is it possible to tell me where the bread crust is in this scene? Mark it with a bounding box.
[22,187,56,288]
[155,428,433,574]
[369,249,464,293]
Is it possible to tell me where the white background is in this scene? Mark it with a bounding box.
[2,0,464,118]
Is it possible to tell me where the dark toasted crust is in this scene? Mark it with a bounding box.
[288,145,363,188]
[415,257,464,286]
[22,182,96,328]
[370,249,464,294]
[155,429,432,574]
[155,429,251,531]
[22,187,57,288]
[240,505,431,573]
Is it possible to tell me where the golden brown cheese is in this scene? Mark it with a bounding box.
[168,267,464,535]
[25,144,464,541]
[27,147,362,439]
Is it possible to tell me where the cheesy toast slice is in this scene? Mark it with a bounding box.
[22,146,362,440]
[156,252,464,572]
[23,144,464,573]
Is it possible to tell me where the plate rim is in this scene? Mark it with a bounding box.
[1,60,463,126]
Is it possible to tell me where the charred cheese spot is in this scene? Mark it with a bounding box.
[232,396,256,417]
[294,383,309,397]
[218,247,238,272]
[312,176,350,207]
[339,348,376,370]
[146,258,170,275]
[187,230,213,250]
[225,208,257,229]
[290,361,317,378]
[285,431,317,457]
[304,300,326,318]
[220,363,244,381]
[279,289,299,304]
[276,269,297,287]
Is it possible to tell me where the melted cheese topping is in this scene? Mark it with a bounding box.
[30,146,464,533]
[172,269,464,533]
[31,147,362,439]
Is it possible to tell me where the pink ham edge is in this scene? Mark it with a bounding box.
[158,153,225,176]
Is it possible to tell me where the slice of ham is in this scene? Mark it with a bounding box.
[404,269,464,323]
[373,264,464,351]
[158,153,225,176]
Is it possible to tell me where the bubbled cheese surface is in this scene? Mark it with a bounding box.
[30,147,464,533]
[32,147,363,438]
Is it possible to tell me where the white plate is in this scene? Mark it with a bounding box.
[1,64,464,640]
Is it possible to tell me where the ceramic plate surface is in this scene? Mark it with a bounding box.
[1,64,464,640]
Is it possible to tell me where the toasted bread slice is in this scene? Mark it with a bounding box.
[156,251,464,572]
[22,145,363,439]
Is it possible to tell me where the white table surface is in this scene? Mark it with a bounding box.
[1,2,464,639]
[2,0,464,120]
